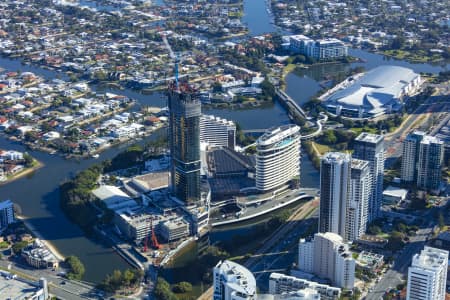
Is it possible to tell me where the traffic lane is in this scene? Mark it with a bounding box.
[365,232,430,300]
[50,285,95,300]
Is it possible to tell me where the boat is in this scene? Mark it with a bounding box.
[91,154,100,159]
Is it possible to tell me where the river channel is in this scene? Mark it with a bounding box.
[0,0,448,283]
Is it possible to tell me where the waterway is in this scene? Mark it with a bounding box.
[0,131,168,282]
[243,0,276,36]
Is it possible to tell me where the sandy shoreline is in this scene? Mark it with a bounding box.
[0,159,44,186]
[17,215,66,261]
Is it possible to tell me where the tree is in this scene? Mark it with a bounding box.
[23,153,34,167]
[387,231,405,251]
[154,278,178,300]
[100,268,143,293]
[65,256,85,280]
[212,82,222,93]
[368,225,382,235]
[172,281,193,293]
[260,79,276,101]
[439,213,445,230]
[320,130,337,145]
[12,241,28,254]
[390,36,405,50]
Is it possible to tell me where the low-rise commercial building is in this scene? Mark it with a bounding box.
[0,272,48,300]
[124,171,169,196]
[356,251,384,272]
[269,273,341,300]
[92,185,139,212]
[114,208,153,243]
[159,219,190,242]
[382,186,408,205]
[22,239,59,269]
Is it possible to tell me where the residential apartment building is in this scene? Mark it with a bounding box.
[401,131,444,192]
[0,199,14,230]
[289,35,348,60]
[401,131,424,182]
[353,133,384,221]
[200,114,236,149]
[273,289,320,300]
[289,35,314,54]
[417,135,444,191]
[213,260,256,300]
[308,39,349,60]
[255,125,301,192]
[269,273,341,300]
[298,232,355,289]
[168,84,202,204]
[406,246,448,300]
[319,152,351,237]
[346,159,371,241]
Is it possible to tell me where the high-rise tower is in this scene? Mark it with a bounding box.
[401,131,444,192]
[168,82,202,204]
[255,125,301,192]
[353,133,384,222]
[406,246,448,300]
[319,152,351,236]
[346,159,371,241]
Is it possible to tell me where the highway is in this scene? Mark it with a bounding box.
[384,96,448,167]
[211,188,319,227]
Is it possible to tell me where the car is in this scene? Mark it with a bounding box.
[60,281,66,285]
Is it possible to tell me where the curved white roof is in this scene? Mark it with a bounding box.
[215,260,256,297]
[326,65,419,111]
[257,124,300,147]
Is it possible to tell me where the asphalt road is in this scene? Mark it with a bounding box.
[198,200,318,300]
[251,216,318,292]
[0,258,102,300]
[364,227,433,300]
[384,92,449,167]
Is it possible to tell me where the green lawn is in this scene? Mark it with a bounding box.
[382,49,445,63]
[349,126,378,135]
[312,142,331,155]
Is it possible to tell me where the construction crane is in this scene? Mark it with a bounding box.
[143,219,161,252]
[151,219,161,250]
[162,35,179,88]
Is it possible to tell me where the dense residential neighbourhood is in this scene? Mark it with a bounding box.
[0,0,448,300]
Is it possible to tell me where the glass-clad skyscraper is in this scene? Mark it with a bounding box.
[168,83,201,204]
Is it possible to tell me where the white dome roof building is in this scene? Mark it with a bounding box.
[324,66,421,119]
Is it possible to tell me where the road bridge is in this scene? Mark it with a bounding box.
[275,88,309,120]
[300,112,328,140]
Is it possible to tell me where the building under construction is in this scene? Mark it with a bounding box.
[168,81,202,205]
